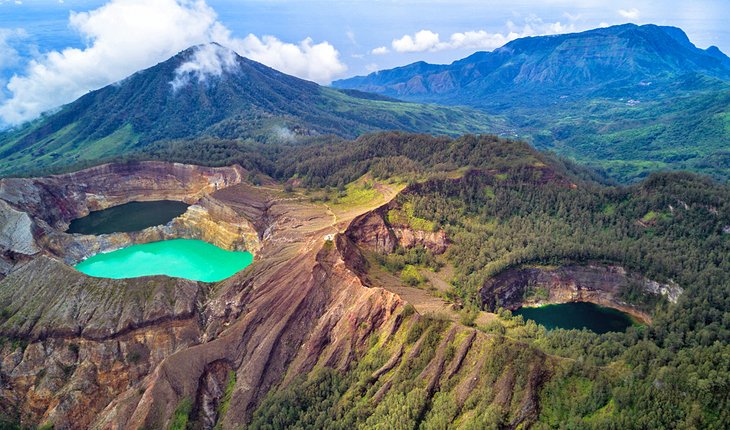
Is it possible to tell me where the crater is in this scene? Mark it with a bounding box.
[0,162,262,278]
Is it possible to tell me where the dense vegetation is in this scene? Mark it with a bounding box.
[132,132,601,187]
[334,24,730,183]
[249,314,551,430]
[230,132,728,428]
[528,85,730,183]
[391,167,729,427]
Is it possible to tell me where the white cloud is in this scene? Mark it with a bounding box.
[392,30,441,53]
[440,30,517,51]
[346,29,357,46]
[224,34,346,85]
[618,8,640,20]
[365,63,380,73]
[385,17,577,54]
[0,0,347,126]
[371,46,390,55]
[170,43,237,92]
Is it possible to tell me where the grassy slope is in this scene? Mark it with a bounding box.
[0,90,500,178]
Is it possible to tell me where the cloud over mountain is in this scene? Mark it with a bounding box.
[618,8,641,20]
[170,43,238,92]
[379,17,576,54]
[0,0,346,125]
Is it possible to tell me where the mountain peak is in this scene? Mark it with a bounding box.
[170,43,240,91]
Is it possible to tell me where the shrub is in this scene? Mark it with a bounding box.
[401,265,425,286]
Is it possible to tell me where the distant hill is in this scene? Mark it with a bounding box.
[334,24,730,182]
[0,43,501,177]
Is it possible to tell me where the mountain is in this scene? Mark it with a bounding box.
[335,24,730,103]
[0,43,502,177]
[334,24,730,182]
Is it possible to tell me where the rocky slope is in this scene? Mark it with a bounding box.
[346,204,448,256]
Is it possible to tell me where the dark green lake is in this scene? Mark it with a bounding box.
[67,200,189,235]
[514,302,635,333]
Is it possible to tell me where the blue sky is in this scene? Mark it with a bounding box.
[1,0,729,125]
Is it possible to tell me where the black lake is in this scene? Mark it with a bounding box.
[67,200,190,235]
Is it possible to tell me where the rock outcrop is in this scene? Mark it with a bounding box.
[392,226,448,254]
[0,258,203,429]
[347,205,448,255]
[0,201,38,257]
[347,207,397,254]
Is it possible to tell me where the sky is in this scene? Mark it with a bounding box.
[0,0,729,125]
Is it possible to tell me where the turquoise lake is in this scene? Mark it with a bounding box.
[67,200,190,235]
[75,239,253,282]
[514,302,635,333]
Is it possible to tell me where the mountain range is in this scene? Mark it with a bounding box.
[1,24,728,182]
[334,24,730,182]
[0,44,499,177]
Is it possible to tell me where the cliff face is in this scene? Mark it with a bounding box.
[479,264,682,322]
[0,162,246,229]
[346,205,448,255]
